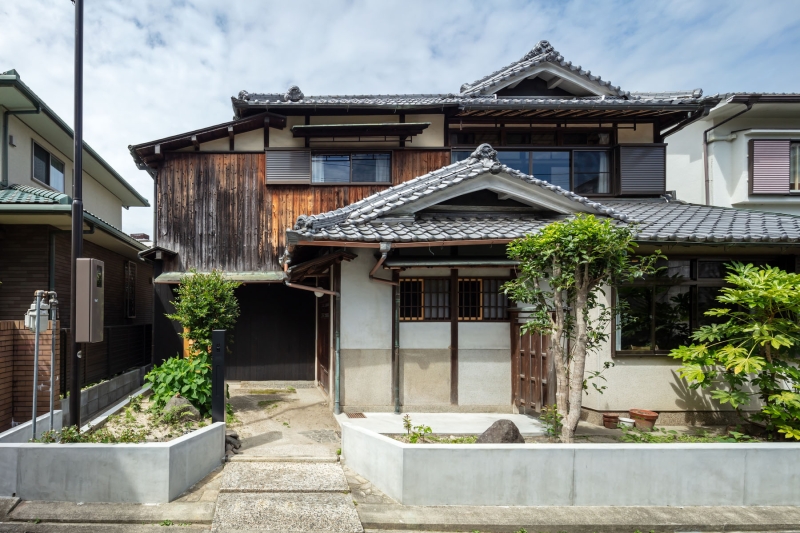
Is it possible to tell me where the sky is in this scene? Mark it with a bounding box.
[2,0,800,236]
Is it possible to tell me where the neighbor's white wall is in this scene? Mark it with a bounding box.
[340,249,392,408]
[5,114,123,226]
[667,107,800,215]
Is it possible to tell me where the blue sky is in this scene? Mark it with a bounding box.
[2,0,800,235]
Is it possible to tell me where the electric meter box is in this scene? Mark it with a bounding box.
[76,258,104,343]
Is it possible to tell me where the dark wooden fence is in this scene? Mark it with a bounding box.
[60,324,152,393]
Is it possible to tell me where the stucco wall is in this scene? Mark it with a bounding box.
[400,322,450,406]
[458,323,511,406]
[340,250,392,408]
[405,114,445,148]
[617,123,653,144]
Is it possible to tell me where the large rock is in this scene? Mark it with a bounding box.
[476,419,525,444]
[163,394,201,422]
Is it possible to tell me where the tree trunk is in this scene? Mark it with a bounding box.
[560,273,590,443]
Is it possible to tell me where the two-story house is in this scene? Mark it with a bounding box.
[0,69,153,430]
[131,41,800,423]
[668,94,800,215]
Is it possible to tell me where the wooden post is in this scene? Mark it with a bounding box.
[450,269,458,405]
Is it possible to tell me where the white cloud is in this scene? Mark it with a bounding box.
[2,0,799,235]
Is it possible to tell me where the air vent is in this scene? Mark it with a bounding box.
[345,412,366,419]
[266,150,311,184]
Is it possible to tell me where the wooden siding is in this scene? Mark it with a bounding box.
[158,149,450,272]
[750,140,791,195]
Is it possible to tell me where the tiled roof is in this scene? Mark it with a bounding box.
[290,143,630,243]
[459,40,627,98]
[604,199,800,244]
[0,184,70,204]
[289,145,800,246]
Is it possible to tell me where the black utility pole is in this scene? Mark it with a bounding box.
[69,0,84,427]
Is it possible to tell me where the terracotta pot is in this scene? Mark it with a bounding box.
[602,413,619,429]
[629,409,658,431]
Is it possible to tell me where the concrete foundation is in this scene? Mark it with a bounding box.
[0,422,225,502]
[341,422,800,506]
[0,411,62,444]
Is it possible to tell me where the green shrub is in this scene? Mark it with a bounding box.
[166,270,240,358]
[145,354,212,416]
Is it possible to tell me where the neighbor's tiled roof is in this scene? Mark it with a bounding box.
[0,184,70,204]
[604,200,800,244]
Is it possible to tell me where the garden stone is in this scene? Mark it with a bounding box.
[476,419,524,444]
[164,394,201,422]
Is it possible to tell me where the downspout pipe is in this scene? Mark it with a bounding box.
[703,99,756,205]
[369,242,399,286]
[334,265,342,415]
[2,106,41,187]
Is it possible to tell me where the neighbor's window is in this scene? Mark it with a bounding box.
[399,277,509,322]
[311,153,390,184]
[33,142,65,192]
[792,142,800,191]
[124,261,137,319]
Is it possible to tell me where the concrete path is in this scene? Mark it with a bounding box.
[335,412,545,436]
[211,381,362,533]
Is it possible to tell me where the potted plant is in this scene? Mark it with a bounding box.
[629,409,658,431]
[602,413,619,429]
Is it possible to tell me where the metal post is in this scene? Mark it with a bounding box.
[69,0,84,428]
[32,291,43,438]
[49,293,58,432]
[211,330,226,424]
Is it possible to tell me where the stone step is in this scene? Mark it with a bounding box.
[220,462,349,493]
[8,501,215,524]
[229,455,339,463]
[212,492,363,533]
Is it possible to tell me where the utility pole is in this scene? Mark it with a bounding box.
[69,0,84,427]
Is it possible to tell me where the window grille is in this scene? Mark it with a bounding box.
[400,279,423,321]
[400,277,508,322]
[481,279,509,320]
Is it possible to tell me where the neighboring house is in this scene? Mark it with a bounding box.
[129,41,800,422]
[0,70,153,430]
[668,93,800,215]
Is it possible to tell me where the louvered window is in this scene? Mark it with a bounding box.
[265,150,311,184]
[618,145,666,195]
[749,140,790,195]
[791,143,800,192]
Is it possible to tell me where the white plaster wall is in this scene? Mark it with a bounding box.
[340,249,393,407]
[666,119,705,204]
[618,123,653,144]
[269,116,305,148]
[400,322,450,405]
[310,115,399,125]
[6,114,123,225]
[405,114,445,148]
[458,322,511,406]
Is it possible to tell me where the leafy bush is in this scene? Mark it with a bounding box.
[620,426,756,444]
[670,262,800,440]
[145,354,212,416]
[166,269,240,358]
[34,424,147,444]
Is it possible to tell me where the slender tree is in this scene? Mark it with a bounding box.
[504,215,661,442]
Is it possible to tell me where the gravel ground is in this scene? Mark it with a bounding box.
[220,462,349,493]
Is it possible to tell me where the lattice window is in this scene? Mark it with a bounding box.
[481,278,509,320]
[124,261,137,319]
[458,278,482,320]
[400,277,508,322]
[400,279,423,321]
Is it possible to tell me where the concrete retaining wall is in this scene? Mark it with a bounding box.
[61,366,148,426]
[341,423,800,506]
[0,422,225,502]
[0,411,62,443]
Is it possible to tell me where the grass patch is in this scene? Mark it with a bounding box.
[391,434,478,444]
[249,388,295,395]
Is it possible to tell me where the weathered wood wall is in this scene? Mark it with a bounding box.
[157,149,450,272]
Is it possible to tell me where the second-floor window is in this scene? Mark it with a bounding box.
[792,142,800,191]
[452,149,610,195]
[33,142,66,192]
[311,153,391,184]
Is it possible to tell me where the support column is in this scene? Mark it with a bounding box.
[450,269,458,405]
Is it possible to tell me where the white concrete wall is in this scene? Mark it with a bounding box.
[0,422,225,502]
[5,114,124,226]
[665,119,705,204]
[0,411,62,443]
[340,250,392,408]
[342,423,800,506]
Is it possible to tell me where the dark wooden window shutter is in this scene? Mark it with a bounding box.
[265,150,311,184]
[618,145,666,195]
[749,140,790,195]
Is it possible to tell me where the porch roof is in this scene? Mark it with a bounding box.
[154,270,286,284]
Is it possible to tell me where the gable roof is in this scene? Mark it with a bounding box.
[459,40,626,98]
[288,143,630,244]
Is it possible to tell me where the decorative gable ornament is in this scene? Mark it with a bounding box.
[282,85,304,102]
